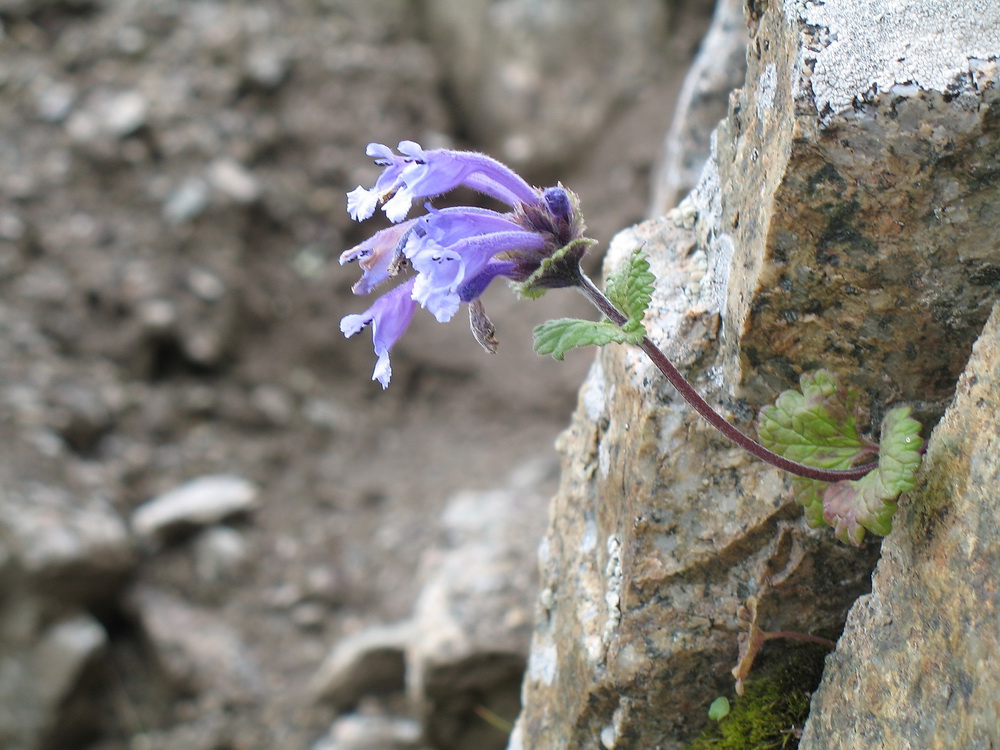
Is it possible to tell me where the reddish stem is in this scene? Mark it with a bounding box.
[576,272,877,483]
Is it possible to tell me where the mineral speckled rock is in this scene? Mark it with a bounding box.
[800,303,1000,749]
[512,1,1000,747]
[422,0,670,169]
[510,219,880,749]
[714,0,1000,415]
[650,0,747,215]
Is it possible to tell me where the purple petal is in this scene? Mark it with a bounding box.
[381,147,539,221]
[458,260,519,302]
[340,221,415,295]
[405,207,522,254]
[339,278,417,388]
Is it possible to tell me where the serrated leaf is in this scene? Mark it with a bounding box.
[605,248,655,329]
[821,407,923,545]
[533,318,638,360]
[758,371,866,467]
[758,371,922,545]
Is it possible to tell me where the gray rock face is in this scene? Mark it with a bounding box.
[512,1,1000,747]
[715,0,1000,414]
[800,303,1000,748]
[649,0,747,215]
[423,0,670,170]
[409,460,552,750]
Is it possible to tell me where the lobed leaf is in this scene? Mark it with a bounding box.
[759,371,922,545]
[821,406,922,545]
[604,247,655,329]
[533,318,638,360]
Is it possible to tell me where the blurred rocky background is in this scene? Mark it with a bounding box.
[10,1,992,749]
[0,1,720,749]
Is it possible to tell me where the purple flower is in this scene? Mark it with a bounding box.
[340,140,590,387]
[340,278,417,389]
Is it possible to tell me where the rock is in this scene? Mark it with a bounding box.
[0,613,107,750]
[649,0,747,214]
[2,483,135,603]
[309,620,414,709]
[162,176,210,225]
[207,158,261,204]
[512,0,1000,746]
[312,713,426,750]
[800,303,1000,748]
[422,0,670,169]
[132,587,262,698]
[131,474,258,545]
[409,459,552,750]
[192,526,251,584]
[65,89,149,144]
[713,0,1000,414]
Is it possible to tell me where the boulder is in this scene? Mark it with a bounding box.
[409,460,552,750]
[800,303,1000,748]
[511,0,1000,746]
[649,0,747,215]
[422,0,670,170]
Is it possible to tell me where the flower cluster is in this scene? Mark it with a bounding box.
[340,140,588,387]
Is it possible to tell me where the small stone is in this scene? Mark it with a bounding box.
[131,474,258,545]
[193,526,250,583]
[0,613,108,748]
[314,713,423,750]
[163,177,210,225]
[105,90,148,137]
[244,47,291,90]
[35,81,76,124]
[309,620,414,709]
[291,601,328,630]
[32,614,107,705]
[185,266,226,301]
[208,158,261,203]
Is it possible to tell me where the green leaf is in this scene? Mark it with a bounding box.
[533,318,637,360]
[758,371,869,525]
[821,407,922,545]
[605,247,655,329]
[708,696,731,721]
[758,370,923,545]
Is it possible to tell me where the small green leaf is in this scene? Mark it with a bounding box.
[533,318,637,360]
[708,696,731,721]
[821,407,922,545]
[758,370,922,545]
[605,247,655,328]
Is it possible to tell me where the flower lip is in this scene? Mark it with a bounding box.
[340,277,417,388]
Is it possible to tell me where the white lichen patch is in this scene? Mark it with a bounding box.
[756,63,778,118]
[527,637,558,686]
[600,699,631,749]
[601,535,623,649]
[789,0,1000,118]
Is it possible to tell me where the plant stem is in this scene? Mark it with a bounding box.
[576,271,876,483]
